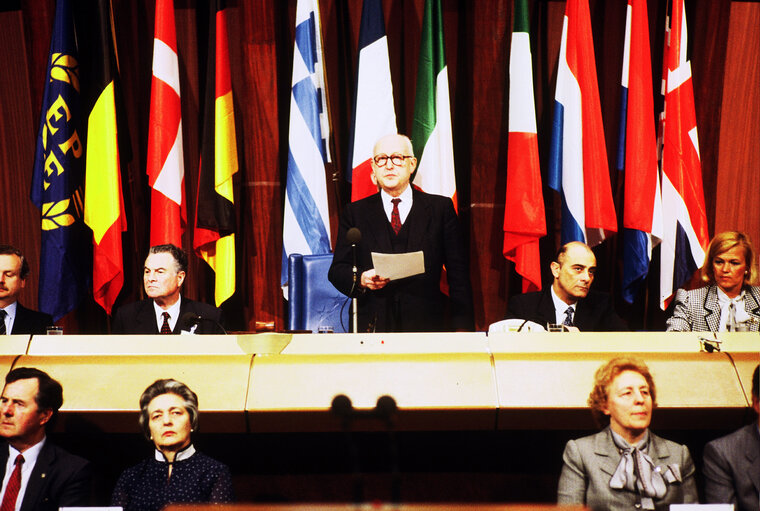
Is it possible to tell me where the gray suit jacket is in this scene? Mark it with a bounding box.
[666,284,760,331]
[557,427,697,511]
[703,424,760,511]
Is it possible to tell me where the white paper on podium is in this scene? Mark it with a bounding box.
[371,251,425,280]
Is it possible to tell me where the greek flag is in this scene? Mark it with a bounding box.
[281,0,332,289]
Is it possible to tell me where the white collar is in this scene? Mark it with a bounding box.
[154,443,195,463]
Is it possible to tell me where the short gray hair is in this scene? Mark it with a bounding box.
[138,379,199,440]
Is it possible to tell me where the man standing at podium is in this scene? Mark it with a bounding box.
[112,244,224,334]
[0,245,52,335]
[329,134,473,332]
[0,367,91,509]
[703,364,760,511]
[507,241,626,331]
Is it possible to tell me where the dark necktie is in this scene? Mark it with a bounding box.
[0,310,6,335]
[390,198,402,234]
[563,306,574,327]
[0,454,24,511]
[160,312,172,334]
[728,301,737,331]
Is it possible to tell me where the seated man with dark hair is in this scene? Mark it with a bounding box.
[507,241,626,331]
[0,367,91,510]
[0,244,53,335]
[112,244,224,334]
[703,364,760,511]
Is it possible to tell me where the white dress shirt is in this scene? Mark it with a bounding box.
[0,437,46,511]
[550,286,577,326]
[153,296,182,332]
[380,186,413,224]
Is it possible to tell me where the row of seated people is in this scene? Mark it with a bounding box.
[4,231,759,336]
[1,361,757,511]
[1,135,758,336]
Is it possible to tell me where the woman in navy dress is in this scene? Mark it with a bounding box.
[111,379,234,511]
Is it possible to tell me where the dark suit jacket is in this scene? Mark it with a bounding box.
[507,288,627,331]
[111,297,225,334]
[0,440,91,511]
[328,189,473,332]
[558,427,697,511]
[666,285,760,331]
[9,303,53,335]
[703,424,760,511]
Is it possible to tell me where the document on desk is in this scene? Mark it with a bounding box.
[371,251,425,280]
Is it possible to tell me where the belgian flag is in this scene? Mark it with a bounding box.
[83,0,128,315]
[194,0,238,307]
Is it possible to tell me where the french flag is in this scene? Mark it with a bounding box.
[346,0,397,202]
[548,0,616,246]
[658,0,709,309]
[618,0,662,304]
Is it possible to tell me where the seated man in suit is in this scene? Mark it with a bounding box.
[0,245,53,335]
[507,241,626,331]
[112,244,224,334]
[0,367,91,510]
[703,364,760,511]
[329,133,473,332]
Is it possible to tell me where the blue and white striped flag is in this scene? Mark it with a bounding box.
[281,0,332,290]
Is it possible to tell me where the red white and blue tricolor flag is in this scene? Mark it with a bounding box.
[548,0,616,246]
[658,0,708,309]
[617,0,662,304]
[346,0,397,202]
[281,0,332,288]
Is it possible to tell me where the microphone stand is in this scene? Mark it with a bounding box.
[351,242,358,333]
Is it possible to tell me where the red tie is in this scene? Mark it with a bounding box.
[160,312,172,334]
[0,454,24,511]
[391,198,402,234]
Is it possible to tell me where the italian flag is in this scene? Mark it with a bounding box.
[503,0,545,292]
[411,0,457,210]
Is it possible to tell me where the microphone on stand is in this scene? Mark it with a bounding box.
[346,227,362,333]
[178,312,227,334]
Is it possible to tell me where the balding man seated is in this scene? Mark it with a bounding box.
[507,242,627,331]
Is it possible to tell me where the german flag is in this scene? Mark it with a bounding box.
[83,0,127,315]
[194,0,237,307]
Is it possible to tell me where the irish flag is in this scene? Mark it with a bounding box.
[411,0,457,210]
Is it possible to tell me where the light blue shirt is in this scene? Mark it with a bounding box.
[0,302,18,335]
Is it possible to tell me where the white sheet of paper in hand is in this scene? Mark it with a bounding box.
[371,251,425,281]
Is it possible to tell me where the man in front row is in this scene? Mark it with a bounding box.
[0,367,91,509]
[0,245,53,335]
[112,244,224,334]
[329,134,473,332]
[507,241,626,331]
[703,364,760,511]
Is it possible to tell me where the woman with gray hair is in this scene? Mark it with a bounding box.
[558,357,697,510]
[111,379,233,511]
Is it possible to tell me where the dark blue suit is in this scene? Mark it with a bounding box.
[329,189,473,332]
[507,288,627,331]
[0,440,91,511]
[8,303,53,335]
[111,297,224,334]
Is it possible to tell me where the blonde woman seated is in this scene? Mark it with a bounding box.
[667,231,760,331]
[558,357,697,510]
[111,379,234,511]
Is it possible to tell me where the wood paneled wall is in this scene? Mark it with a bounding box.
[0,0,757,332]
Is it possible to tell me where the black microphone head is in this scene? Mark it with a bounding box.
[178,311,201,329]
[375,395,397,415]
[346,227,362,245]
[331,394,353,416]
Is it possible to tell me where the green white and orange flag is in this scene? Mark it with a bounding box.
[84,0,128,314]
[503,0,545,292]
[411,0,457,210]
[194,0,237,307]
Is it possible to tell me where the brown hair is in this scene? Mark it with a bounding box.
[588,357,657,426]
[701,231,759,286]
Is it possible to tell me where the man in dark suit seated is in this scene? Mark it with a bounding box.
[703,364,760,511]
[507,241,626,331]
[329,133,473,332]
[0,367,91,510]
[0,245,53,335]
[112,244,224,334]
